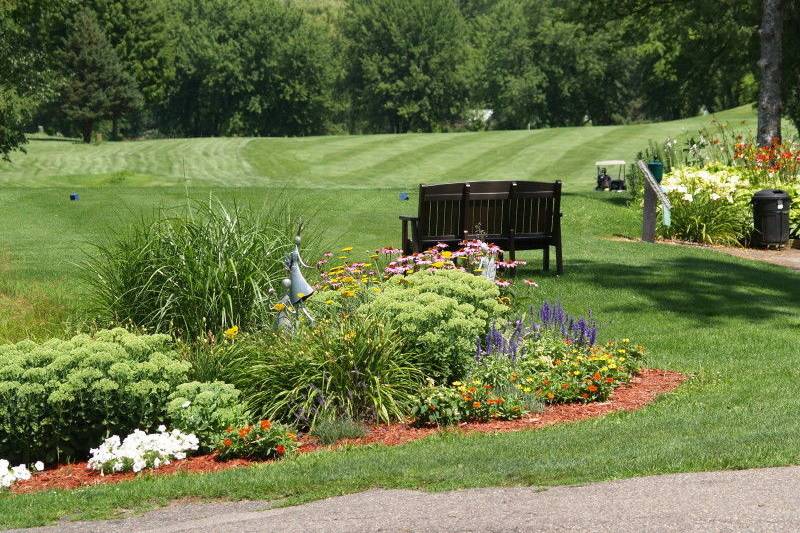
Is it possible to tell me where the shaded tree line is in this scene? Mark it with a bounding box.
[1,0,799,155]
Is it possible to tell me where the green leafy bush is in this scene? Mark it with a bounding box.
[216,419,298,461]
[0,328,189,463]
[167,381,248,453]
[221,315,423,429]
[84,198,312,340]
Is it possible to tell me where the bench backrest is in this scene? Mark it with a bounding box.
[417,182,465,243]
[416,180,560,245]
[509,180,562,238]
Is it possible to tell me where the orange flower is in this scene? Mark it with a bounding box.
[238,426,252,438]
[580,392,589,399]
[546,392,555,400]
[260,420,272,430]
[605,377,614,384]
[223,438,233,447]
[225,426,233,433]
[472,401,481,408]
[276,444,286,456]
[561,383,570,389]
[587,384,598,393]
[287,432,297,441]
[592,372,601,381]
[484,384,493,389]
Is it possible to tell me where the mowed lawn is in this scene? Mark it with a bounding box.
[1,106,799,528]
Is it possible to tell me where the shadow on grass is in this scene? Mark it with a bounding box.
[568,252,800,325]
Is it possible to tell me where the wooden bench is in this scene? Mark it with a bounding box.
[400,180,563,273]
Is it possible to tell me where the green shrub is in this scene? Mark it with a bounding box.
[84,197,313,340]
[0,328,189,463]
[310,416,368,445]
[359,269,506,383]
[216,419,298,461]
[167,381,248,453]
[221,315,423,429]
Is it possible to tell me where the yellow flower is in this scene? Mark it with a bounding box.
[441,251,452,259]
[342,276,355,284]
[325,299,335,305]
[344,331,356,341]
[341,246,353,252]
[573,370,580,376]
[431,261,445,268]
[341,289,356,298]
[273,303,287,312]
[371,287,382,294]
[223,325,239,340]
[522,387,532,393]
[452,381,463,386]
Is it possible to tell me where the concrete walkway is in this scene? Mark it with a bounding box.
[16,466,800,532]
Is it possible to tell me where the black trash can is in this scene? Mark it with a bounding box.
[751,189,791,247]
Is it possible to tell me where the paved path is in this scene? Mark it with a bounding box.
[16,466,800,532]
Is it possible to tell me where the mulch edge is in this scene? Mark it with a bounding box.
[12,367,686,495]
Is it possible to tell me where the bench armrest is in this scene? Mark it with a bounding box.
[399,215,419,221]
[399,216,419,254]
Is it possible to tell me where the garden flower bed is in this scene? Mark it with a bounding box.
[11,368,685,495]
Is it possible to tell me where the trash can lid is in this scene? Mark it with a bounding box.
[752,189,789,200]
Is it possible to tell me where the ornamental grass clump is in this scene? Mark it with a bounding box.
[0,328,190,463]
[220,315,423,430]
[84,197,312,340]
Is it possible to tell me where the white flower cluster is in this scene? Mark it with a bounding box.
[0,459,43,489]
[88,426,199,475]
[661,167,749,204]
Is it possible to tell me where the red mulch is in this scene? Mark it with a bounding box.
[12,368,685,495]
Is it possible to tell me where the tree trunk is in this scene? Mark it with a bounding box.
[757,0,783,147]
[82,120,93,144]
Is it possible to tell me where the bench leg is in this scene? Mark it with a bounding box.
[542,246,550,272]
[555,242,563,274]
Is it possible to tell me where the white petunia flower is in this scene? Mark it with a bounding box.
[34,461,44,472]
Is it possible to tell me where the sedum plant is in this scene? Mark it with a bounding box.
[360,269,507,384]
[0,328,190,463]
[167,381,249,453]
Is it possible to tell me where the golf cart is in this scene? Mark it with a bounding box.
[594,160,627,192]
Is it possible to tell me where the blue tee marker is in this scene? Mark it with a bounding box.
[70,192,80,201]
[399,192,409,201]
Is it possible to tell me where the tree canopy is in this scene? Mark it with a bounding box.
[0,0,798,145]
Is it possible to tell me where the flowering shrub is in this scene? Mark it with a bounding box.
[215,420,297,461]
[411,379,529,427]
[658,166,753,245]
[0,460,34,489]
[167,381,249,453]
[359,272,498,383]
[410,382,463,426]
[469,302,645,403]
[87,427,199,474]
[384,240,525,288]
[0,328,190,463]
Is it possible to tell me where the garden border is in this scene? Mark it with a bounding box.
[12,368,686,495]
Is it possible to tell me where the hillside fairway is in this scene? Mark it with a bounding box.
[1,106,800,528]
